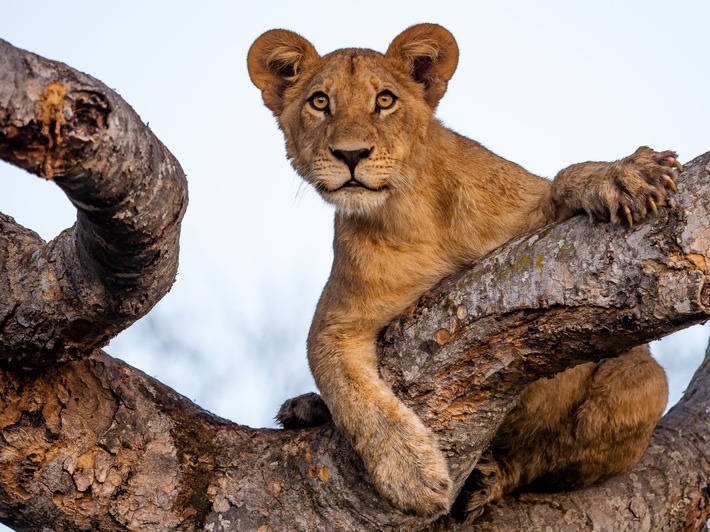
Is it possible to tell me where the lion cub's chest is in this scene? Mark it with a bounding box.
[331,227,456,324]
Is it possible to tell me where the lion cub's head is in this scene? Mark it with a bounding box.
[248,24,458,216]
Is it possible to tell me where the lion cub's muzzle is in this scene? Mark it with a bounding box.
[329,146,386,191]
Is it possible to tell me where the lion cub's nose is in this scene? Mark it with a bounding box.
[330,147,372,177]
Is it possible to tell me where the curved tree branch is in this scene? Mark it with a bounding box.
[0,38,187,367]
[0,39,708,531]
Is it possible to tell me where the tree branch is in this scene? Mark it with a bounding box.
[0,39,187,367]
[0,39,708,531]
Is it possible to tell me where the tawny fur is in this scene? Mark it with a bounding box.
[464,344,667,516]
[247,23,674,517]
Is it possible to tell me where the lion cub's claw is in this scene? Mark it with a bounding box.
[669,157,684,173]
[662,174,678,193]
[609,147,682,227]
[622,204,634,227]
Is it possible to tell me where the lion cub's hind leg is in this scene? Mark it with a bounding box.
[464,345,668,516]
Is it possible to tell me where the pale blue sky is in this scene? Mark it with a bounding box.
[1,0,709,463]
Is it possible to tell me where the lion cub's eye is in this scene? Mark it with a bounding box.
[309,92,330,112]
[375,90,397,111]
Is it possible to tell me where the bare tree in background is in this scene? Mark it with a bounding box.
[1,39,708,532]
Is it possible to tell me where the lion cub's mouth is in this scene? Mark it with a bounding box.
[334,179,389,192]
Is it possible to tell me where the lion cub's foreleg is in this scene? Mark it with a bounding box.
[465,345,668,515]
[306,322,452,516]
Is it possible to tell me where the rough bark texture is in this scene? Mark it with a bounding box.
[1,39,709,531]
[0,38,187,369]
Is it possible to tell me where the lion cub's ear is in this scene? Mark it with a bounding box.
[386,23,459,108]
[247,29,320,115]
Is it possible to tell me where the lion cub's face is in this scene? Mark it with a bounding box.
[248,25,459,216]
[277,51,430,215]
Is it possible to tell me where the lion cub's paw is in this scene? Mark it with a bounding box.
[458,451,505,519]
[592,146,682,226]
[367,419,452,517]
[276,392,332,429]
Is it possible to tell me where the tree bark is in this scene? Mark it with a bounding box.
[0,38,187,369]
[1,39,708,531]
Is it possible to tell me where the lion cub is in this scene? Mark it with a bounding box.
[248,24,675,517]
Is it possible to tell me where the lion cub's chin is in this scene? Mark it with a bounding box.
[321,187,391,216]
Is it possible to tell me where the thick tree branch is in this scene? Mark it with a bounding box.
[0,39,187,367]
[0,39,708,531]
